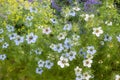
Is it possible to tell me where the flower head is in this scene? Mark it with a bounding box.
[83,59,93,68]
[87,46,96,55]
[45,60,54,69]
[42,27,52,35]
[57,56,69,68]
[92,27,103,37]
[115,75,120,80]
[26,32,38,44]
[0,54,6,60]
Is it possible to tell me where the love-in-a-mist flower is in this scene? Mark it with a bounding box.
[2,42,9,48]
[64,38,72,49]
[66,51,76,61]
[63,23,72,31]
[73,7,81,11]
[38,60,44,67]
[6,25,15,32]
[50,18,57,24]
[53,43,64,53]
[74,66,82,76]
[82,72,92,80]
[14,35,24,45]
[26,16,33,21]
[34,48,42,55]
[104,34,112,41]
[115,75,120,80]
[8,33,17,40]
[42,27,52,35]
[36,67,43,75]
[116,35,120,42]
[57,32,67,40]
[72,34,80,41]
[69,10,76,16]
[0,54,6,60]
[57,56,69,68]
[105,21,112,26]
[87,46,96,55]
[83,58,93,68]
[29,7,38,13]
[45,60,54,69]
[26,32,38,44]
[92,27,103,37]
[76,75,83,80]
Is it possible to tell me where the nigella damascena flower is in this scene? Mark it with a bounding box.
[84,0,101,12]
[51,0,62,12]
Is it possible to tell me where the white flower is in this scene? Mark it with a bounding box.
[36,68,43,75]
[63,23,72,31]
[73,7,81,11]
[14,35,24,45]
[50,18,57,24]
[84,14,89,21]
[50,44,56,50]
[38,60,44,67]
[83,59,93,68]
[26,16,33,21]
[42,27,52,35]
[84,14,94,21]
[107,22,112,26]
[74,66,82,76]
[2,42,9,48]
[8,33,17,40]
[115,75,120,80]
[57,56,69,68]
[0,54,6,60]
[26,32,38,44]
[66,51,76,61]
[57,32,67,40]
[86,54,93,59]
[82,72,91,80]
[87,46,96,55]
[92,27,103,37]
[0,28,4,34]
[69,10,76,16]
[116,35,120,42]
[6,25,15,32]
[105,21,112,26]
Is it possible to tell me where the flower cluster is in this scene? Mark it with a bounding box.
[0,0,120,80]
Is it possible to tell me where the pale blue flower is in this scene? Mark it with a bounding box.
[45,60,54,69]
[38,60,44,67]
[104,34,112,41]
[14,36,24,45]
[6,25,15,32]
[0,54,6,60]
[36,68,43,75]
[8,33,17,40]
[26,32,38,44]
[117,35,120,42]
[87,46,96,55]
